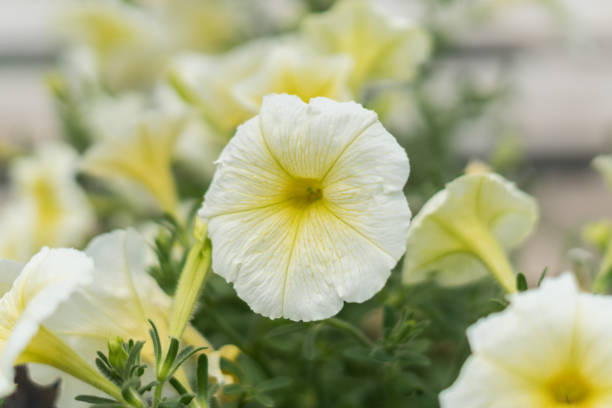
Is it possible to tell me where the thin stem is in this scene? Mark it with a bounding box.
[324,317,373,348]
[153,385,162,408]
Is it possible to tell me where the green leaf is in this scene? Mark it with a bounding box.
[255,377,293,393]
[223,384,245,396]
[302,326,319,361]
[253,393,275,407]
[149,320,163,364]
[169,377,189,395]
[383,305,395,337]
[159,338,180,379]
[196,353,208,401]
[220,357,244,381]
[516,273,528,292]
[265,323,306,338]
[166,346,207,380]
[538,267,548,287]
[75,395,118,404]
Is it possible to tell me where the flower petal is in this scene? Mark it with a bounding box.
[440,355,545,408]
[0,248,93,396]
[258,94,378,179]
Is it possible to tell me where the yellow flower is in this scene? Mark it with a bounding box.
[402,172,538,292]
[441,274,612,407]
[199,94,411,321]
[0,248,121,401]
[0,142,94,261]
[302,0,431,91]
[81,112,183,215]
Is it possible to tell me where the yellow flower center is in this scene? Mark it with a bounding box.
[286,178,324,208]
[549,372,591,405]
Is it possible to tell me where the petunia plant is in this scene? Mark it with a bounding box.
[1,1,601,408]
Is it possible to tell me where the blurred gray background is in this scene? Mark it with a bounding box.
[1,0,612,280]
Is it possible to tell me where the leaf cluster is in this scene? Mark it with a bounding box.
[76,321,208,408]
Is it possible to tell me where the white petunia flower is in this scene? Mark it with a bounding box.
[29,229,214,406]
[81,112,183,215]
[168,39,272,135]
[402,172,538,292]
[232,46,353,113]
[199,94,411,321]
[169,38,353,137]
[0,142,95,261]
[0,248,121,400]
[440,273,612,407]
[58,0,170,90]
[302,0,431,90]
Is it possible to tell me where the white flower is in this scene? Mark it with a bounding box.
[47,229,174,348]
[58,0,170,90]
[402,173,538,292]
[27,230,215,406]
[199,94,411,321]
[302,0,431,90]
[0,248,100,397]
[81,112,183,215]
[169,38,353,136]
[0,142,94,261]
[232,45,353,113]
[168,39,272,134]
[440,274,612,407]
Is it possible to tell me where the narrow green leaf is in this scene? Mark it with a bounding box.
[255,377,292,393]
[265,323,306,338]
[159,338,180,379]
[538,267,548,287]
[253,394,275,407]
[148,319,162,364]
[223,384,244,396]
[75,395,118,404]
[169,376,189,395]
[220,357,244,381]
[166,346,207,380]
[196,354,208,400]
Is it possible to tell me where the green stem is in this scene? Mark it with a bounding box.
[324,317,373,348]
[169,238,212,339]
[152,385,162,408]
